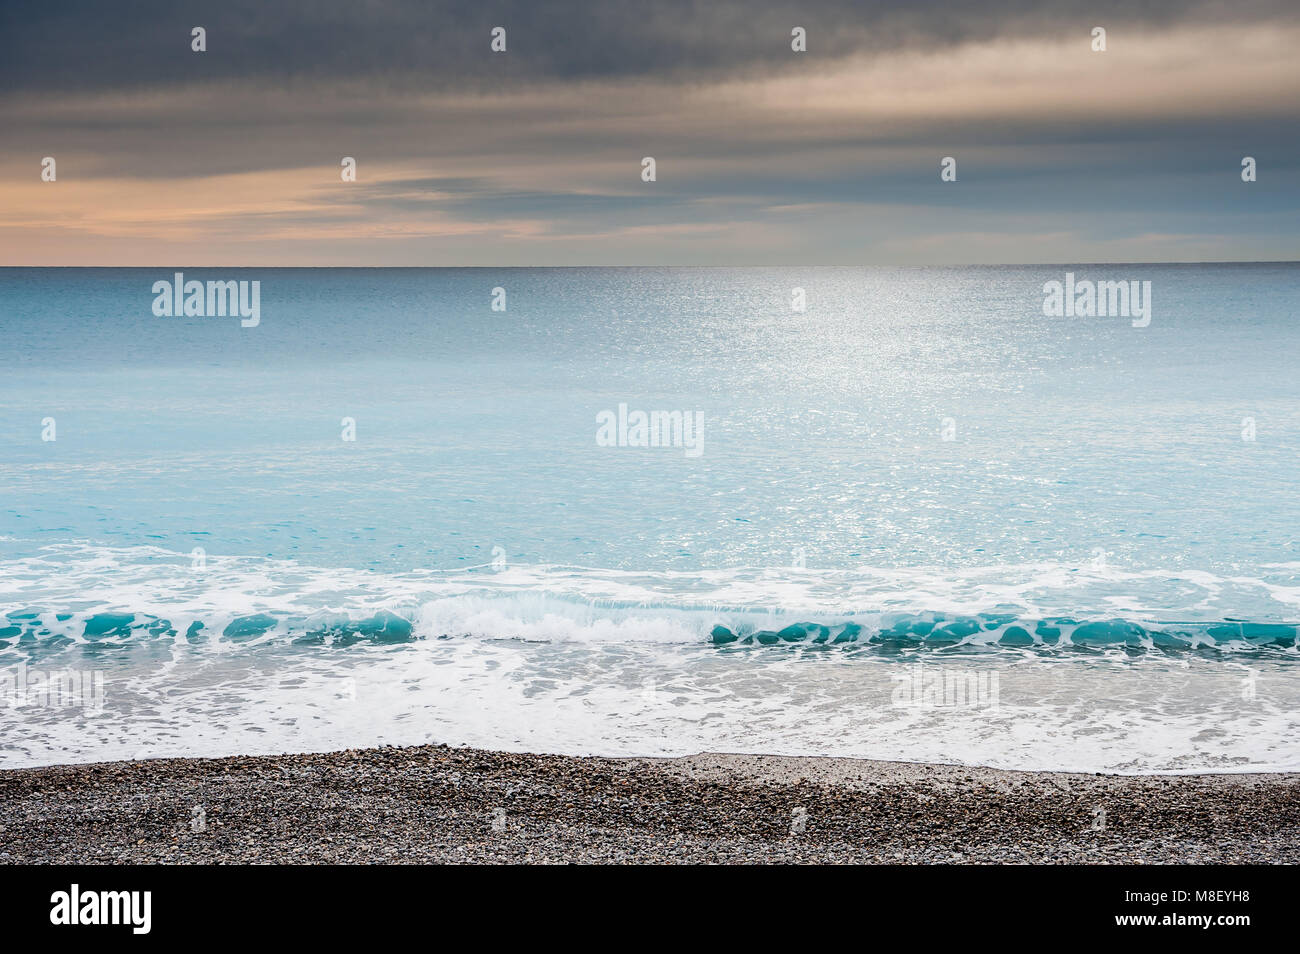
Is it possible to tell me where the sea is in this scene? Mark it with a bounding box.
[1,264,1297,772]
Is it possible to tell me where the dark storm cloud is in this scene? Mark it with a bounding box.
[2,0,1296,92]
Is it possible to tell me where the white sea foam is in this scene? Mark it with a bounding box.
[3,542,1299,647]
[2,636,1297,773]
[2,543,1297,772]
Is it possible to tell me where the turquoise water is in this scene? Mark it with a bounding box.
[1,265,1298,770]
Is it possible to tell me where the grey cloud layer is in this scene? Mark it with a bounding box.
[2,0,1297,263]
[4,0,1296,90]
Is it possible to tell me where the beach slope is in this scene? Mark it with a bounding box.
[2,745,1297,864]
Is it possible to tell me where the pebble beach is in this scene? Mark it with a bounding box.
[2,745,1297,864]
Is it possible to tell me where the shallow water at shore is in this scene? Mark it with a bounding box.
[4,627,1296,773]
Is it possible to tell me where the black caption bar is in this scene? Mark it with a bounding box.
[0,864,1273,941]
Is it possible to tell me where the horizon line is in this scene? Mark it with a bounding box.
[3,260,1298,269]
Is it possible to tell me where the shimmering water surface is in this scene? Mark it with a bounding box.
[2,266,1297,770]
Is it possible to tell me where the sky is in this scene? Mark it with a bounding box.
[1,0,1298,266]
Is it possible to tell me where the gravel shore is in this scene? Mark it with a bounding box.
[2,745,1297,863]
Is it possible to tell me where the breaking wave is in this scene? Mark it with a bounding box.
[2,543,1298,658]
